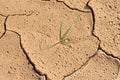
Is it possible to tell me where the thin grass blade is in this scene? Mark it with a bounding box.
[62,15,80,39]
[48,41,60,49]
[59,21,62,41]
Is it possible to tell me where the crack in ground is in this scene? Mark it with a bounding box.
[99,47,120,61]
[56,0,91,13]
[0,13,49,80]
[0,1,91,79]
[0,2,92,80]
[62,0,100,79]
[0,12,34,39]
[87,0,120,61]
[0,0,119,79]
[87,0,120,79]
[62,48,99,80]
[0,1,94,80]
[0,14,6,17]
[61,0,100,79]
[0,15,9,39]
[62,0,120,79]
[99,47,120,80]
[7,29,49,80]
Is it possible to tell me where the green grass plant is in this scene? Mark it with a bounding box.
[48,15,80,49]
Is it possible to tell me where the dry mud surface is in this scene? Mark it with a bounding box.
[0,0,120,80]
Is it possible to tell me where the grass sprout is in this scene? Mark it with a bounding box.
[48,15,80,49]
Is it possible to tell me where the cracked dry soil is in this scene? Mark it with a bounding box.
[0,0,120,80]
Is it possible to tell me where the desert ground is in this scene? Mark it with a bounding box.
[0,0,120,80]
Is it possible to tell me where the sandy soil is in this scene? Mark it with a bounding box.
[0,0,120,80]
